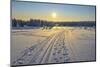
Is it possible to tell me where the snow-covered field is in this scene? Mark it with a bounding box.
[11,27,96,66]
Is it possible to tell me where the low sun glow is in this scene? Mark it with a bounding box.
[52,12,57,18]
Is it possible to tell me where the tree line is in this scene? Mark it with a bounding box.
[12,18,96,27]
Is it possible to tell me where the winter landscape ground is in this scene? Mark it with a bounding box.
[11,26,96,66]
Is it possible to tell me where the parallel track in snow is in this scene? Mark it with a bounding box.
[12,30,71,66]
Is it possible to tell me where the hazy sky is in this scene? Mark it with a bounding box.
[12,1,96,22]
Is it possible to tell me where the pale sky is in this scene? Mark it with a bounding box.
[12,1,96,22]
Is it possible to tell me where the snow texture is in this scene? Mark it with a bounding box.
[11,27,96,66]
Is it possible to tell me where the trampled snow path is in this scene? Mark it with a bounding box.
[12,30,74,65]
[12,28,96,66]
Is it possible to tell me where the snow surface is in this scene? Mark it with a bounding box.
[11,27,96,66]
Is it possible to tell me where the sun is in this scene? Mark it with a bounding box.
[52,12,57,18]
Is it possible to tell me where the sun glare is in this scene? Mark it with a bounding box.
[52,12,57,18]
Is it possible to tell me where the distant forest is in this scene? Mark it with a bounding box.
[12,18,96,27]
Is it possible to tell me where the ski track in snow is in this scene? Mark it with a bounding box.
[11,27,96,66]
